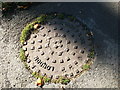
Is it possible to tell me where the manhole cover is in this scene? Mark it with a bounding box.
[20,13,95,84]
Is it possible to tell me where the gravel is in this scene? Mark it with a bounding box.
[0,2,118,88]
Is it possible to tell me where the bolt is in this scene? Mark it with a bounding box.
[60,59,64,63]
[74,61,78,65]
[54,33,58,37]
[38,40,42,43]
[56,76,59,79]
[73,46,78,49]
[23,47,27,51]
[31,46,35,50]
[38,45,42,49]
[73,40,77,43]
[33,35,37,38]
[70,73,73,77]
[61,67,65,71]
[58,52,63,56]
[48,22,51,25]
[66,40,70,44]
[76,69,79,73]
[52,60,56,63]
[54,27,57,30]
[32,65,36,69]
[41,51,44,55]
[60,44,63,48]
[43,34,46,37]
[48,29,51,32]
[81,50,84,54]
[27,59,31,63]
[24,42,27,45]
[60,27,63,30]
[69,65,72,69]
[31,41,35,44]
[66,57,70,61]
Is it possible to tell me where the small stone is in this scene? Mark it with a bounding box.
[27,59,31,63]
[52,60,56,63]
[38,40,42,43]
[38,45,42,49]
[31,41,35,44]
[34,24,40,29]
[60,59,64,63]
[31,46,35,50]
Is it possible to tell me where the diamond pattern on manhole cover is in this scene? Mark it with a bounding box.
[21,13,95,84]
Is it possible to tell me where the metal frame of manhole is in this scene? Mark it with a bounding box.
[20,13,95,85]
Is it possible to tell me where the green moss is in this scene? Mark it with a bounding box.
[67,15,76,21]
[20,23,34,44]
[23,62,30,69]
[32,72,36,76]
[57,13,65,19]
[36,14,47,24]
[20,48,27,61]
[53,77,70,85]
[82,64,90,70]
[59,77,70,85]
[87,49,95,59]
[43,77,51,83]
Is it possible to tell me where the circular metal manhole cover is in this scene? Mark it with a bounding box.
[21,13,95,84]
